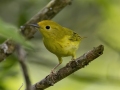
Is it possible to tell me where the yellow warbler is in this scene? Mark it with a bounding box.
[30,20,83,72]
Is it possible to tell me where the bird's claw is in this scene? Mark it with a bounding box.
[48,69,57,84]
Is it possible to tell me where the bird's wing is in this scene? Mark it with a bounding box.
[69,32,81,41]
[63,27,82,41]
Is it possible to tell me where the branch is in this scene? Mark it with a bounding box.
[31,45,104,90]
[0,0,72,62]
[0,39,16,62]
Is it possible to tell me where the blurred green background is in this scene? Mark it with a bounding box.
[0,0,120,90]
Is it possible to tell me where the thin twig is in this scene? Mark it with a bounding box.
[16,45,31,90]
[30,45,104,90]
[0,39,16,62]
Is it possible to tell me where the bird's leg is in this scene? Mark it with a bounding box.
[51,63,61,73]
[49,57,62,84]
[71,53,76,60]
[51,56,62,73]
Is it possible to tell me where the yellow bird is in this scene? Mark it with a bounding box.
[30,20,83,73]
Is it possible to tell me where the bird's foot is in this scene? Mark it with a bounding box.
[50,69,56,74]
[45,70,56,86]
[48,69,57,84]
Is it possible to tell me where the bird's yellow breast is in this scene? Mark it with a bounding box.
[43,35,80,57]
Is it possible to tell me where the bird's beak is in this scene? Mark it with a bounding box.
[29,23,40,28]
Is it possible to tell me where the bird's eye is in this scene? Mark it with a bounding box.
[46,26,50,29]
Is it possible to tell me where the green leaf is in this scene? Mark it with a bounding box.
[0,18,34,50]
